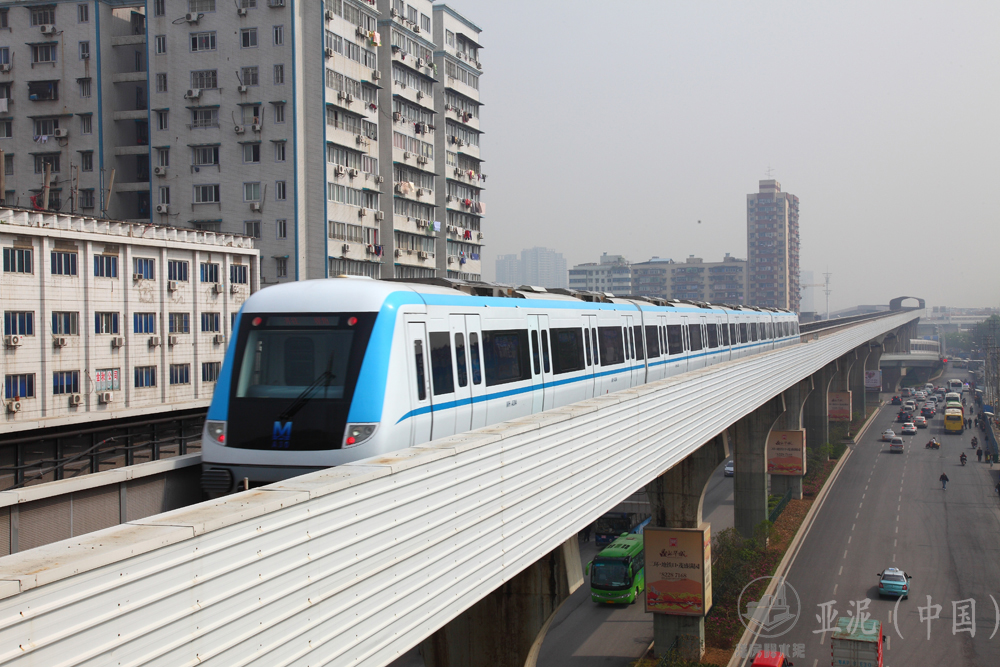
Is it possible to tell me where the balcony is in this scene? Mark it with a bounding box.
[112,72,146,84]
[113,110,147,121]
[115,182,150,192]
[111,35,146,46]
[114,145,149,156]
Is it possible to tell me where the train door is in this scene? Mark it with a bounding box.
[428,325,457,440]
[465,315,487,430]
[583,314,598,399]
[450,314,474,435]
[685,315,707,370]
[405,320,433,445]
[630,315,646,386]
[537,314,556,410]
[527,314,544,413]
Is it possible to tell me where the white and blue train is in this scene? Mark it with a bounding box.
[200,277,801,495]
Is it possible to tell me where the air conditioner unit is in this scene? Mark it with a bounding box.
[53,336,68,347]
[213,334,226,344]
[375,175,384,184]
[335,165,346,176]
[446,195,454,202]
[154,166,167,177]
[111,336,125,348]
[81,52,90,60]
[392,111,402,122]
[358,208,367,218]
[68,393,83,406]
[417,156,428,165]
[251,123,262,132]
[390,8,398,17]
[403,151,412,159]
[447,256,455,264]
[394,248,401,257]
[325,9,334,20]
[342,243,351,253]
[355,134,366,145]
[213,282,224,294]
[416,188,425,197]
[167,280,179,292]
[457,139,465,147]
[356,26,366,38]
[149,336,161,347]
[413,25,420,34]
[185,12,201,23]
[375,211,384,221]
[348,168,359,177]
[325,47,334,58]
[237,85,249,93]
[416,91,423,100]
[418,251,429,260]
[454,167,462,177]
[0,64,11,73]
[167,335,179,346]
[345,93,354,104]
[417,58,425,68]
[250,202,262,212]
[337,90,346,101]
[98,391,113,404]
[4,334,22,348]
[230,284,240,294]
[133,272,144,282]
[6,399,22,413]
[40,25,56,34]
[53,129,69,138]
[237,7,247,15]
[268,0,285,6]
[156,204,169,214]
[371,69,380,80]
[185,89,202,99]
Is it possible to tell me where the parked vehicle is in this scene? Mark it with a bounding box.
[831,617,884,667]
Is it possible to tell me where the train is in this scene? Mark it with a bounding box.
[200,277,801,496]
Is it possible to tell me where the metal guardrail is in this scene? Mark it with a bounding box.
[0,312,917,667]
[798,308,918,335]
[768,488,793,523]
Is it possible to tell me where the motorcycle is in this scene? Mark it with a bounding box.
[926,439,941,450]
[972,437,979,449]
[961,454,967,466]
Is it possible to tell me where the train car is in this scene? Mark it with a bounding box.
[200,278,800,496]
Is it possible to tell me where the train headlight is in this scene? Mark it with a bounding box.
[344,424,377,448]
[206,420,227,445]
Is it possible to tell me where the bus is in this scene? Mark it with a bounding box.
[593,494,652,546]
[949,379,964,394]
[944,408,964,434]
[586,532,645,604]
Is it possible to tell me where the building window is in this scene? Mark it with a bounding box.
[79,41,90,59]
[191,108,219,129]
[191,32,217,52]
[77,115,92,134]
[34,154,60,174]
[134,366,157,388]
[241,28,258,48]
[189,0,216,12]
[193,146,219,166]
[32,44,58,64]
[157,148,169,167]
[94,255,118,278]
[240,0,257,7]
[5,374,35,400]
[202,362,221,383]
[0,9,6,29]
[273,64,284,85]
[274,143,286,163]
[169,312,190,334]
[79,189,95,208]
[273,25,283,45]
[169,364,190,385]
[155,111,168,130]
[275,180,286,200]
[81,152,94,171]
[168,260,189,281]
[243,143,260,163]
[133,312,156,334]
[94,312,119,334]
[193,184,220,203]
[230,264,249,284]
[240,66,259,86]
[77,3,89,22]
[243,220,260,238]
[53,371,80,395]
[155,35,167,54]
[200,262,219,283]
[276,257,287,278]
[243,182,261,201]
[154,0,165,16]
[201,312,221,332]
[50,251,77,276]
[30,7,56,26]
[134,257,156,280]
[420,13,430,32]
[34,118,58,137]
[78,79,91,98]
[0,120,11,139]
[4,311,34,336]
[274,103,285,123]
[3,248,33,274]
[155,73,168,93]
[158,186,170,205]
[190,69,218,89]
[51,311,79,335]
[276,219,287,239]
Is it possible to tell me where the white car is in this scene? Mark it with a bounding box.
[890,436,905,453]
[881,429,896,442]
[914,391,927,401]
[901,423,917,435]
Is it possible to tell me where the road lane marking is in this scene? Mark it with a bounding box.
[852,523,855,531]
[898,505,900,511]
[859,502,863,508]
[844,550,848,559]
[839,566,843,575]
[896,515,899,521]
[863,493,866,499]
[834,584,838,595]
[896,526,898,533]
[856,512,860,519]
[893,554,896,562]
[894,539,897,547]
[848,535,852,544]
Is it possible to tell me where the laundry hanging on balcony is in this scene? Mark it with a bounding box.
[471,200,485,215]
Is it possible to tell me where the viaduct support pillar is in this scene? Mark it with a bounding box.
[850,345,871,421]
[770,377,812,500]
[645,432,730,661]
[734,395,786,538]
[421,537,583,667]
[804,360,838,454]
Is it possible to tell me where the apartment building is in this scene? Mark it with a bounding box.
[747,179,799,310]
[494,246,567,288]
[0,207,257,434]
[0,0,485,284]
[631,256,673,299]
[630,254,747,303]
[568,253,631,294]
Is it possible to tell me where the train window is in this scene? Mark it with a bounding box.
[688,324,702,351]
[530,330,541,375]
[598,326,625,366]
[721,323,730,346]
[454,333,468,388]
[645,325,660,358]
[707,324,719,348]
[739,323,748,343]
[624,327,632,360]
[541,330,551,373]
[429,332,455,395]
[633,325,644,360]
[482,330,530,386]
[591,328,599,365]
[749,323,757,342]
[414,340,427,401]
[284,337,315,386]
[659,325,665,353]
[666,325,683,355]
[551,328,585,375]
[469,332,482,385]
[729,323,736,344]
[584,329,592,366]
[236,325,355,399]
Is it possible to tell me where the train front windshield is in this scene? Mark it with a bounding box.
[227,313,375,450]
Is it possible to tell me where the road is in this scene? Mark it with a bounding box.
[740,381,1000,667]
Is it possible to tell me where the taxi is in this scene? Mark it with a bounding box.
[877,567,912,598]
[881,429,895,442]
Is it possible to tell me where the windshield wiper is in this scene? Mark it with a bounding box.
[277,359,335,422]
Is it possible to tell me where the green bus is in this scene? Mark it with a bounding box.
[586,532,645,604]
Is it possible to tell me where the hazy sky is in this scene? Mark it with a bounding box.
[460,0,1000,311]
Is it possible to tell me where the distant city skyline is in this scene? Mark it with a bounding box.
[495,247,567,288]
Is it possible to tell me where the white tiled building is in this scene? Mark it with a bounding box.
[0,0,485,284]
[0,207,258,434]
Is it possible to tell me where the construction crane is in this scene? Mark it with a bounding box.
[800,272,832,320]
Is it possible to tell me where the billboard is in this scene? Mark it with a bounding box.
[864,370,882,392]
[828,391,852,421]
[644,525,712,616]
[767,429,807,475]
